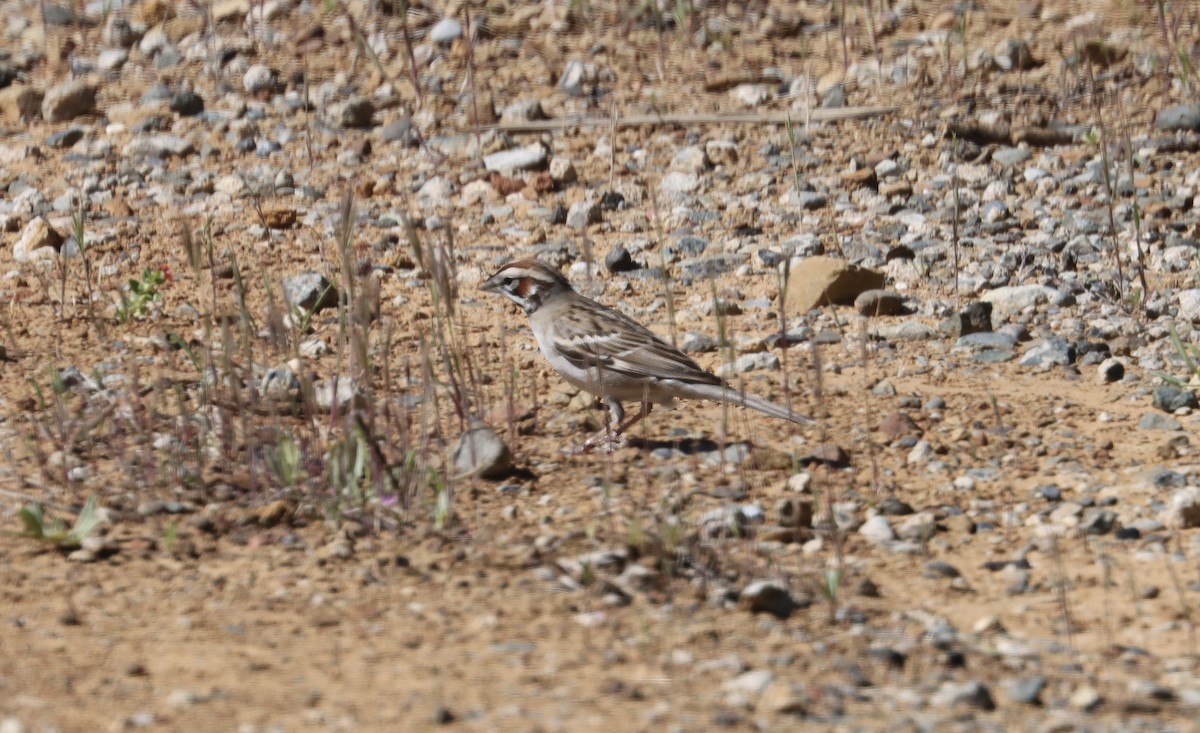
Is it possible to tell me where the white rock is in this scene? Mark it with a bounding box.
[858,515,895,541]
[243,64,274,94]
[981,284,1071,318]
[1178,289,1200,321]
[658,171,700,198]
[97,48,128,70]
[429,17,463,44]
[721,669,774,696]
[730,83,773,106]
[483,143,548,173]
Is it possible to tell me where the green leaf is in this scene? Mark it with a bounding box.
[65,495,101,547]
[18,503,45,538]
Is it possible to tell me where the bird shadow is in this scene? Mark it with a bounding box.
[624,436,722,454]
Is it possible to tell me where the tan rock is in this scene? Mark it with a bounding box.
[0,84,43,124]
[212,0,250,22]
[164,14,205,42]
[783,256,886,313]
[12,216,65,263]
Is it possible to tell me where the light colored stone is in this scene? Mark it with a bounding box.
[783,256,885,313]
[41,78,96,122]
[12,216,64,262]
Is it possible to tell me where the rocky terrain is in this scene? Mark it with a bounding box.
[2,0,1200,730]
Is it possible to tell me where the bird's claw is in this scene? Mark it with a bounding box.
[577,430,625,454]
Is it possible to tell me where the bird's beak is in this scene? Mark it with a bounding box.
[481,274,500,293]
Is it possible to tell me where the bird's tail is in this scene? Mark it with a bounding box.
[679,382,816,425]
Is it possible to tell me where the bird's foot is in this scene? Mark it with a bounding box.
[577,430,626,454]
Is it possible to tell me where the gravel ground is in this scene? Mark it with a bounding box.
[2,0,1200,731]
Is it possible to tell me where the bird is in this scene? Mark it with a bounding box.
[481,259,814,452]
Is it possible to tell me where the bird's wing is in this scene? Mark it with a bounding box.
[553,300,723,386]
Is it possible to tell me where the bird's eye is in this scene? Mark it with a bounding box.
[504,277,517,288]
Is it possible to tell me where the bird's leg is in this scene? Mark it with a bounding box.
[580,398,625,452]
[611,403,652,438]
[580,402,654,453]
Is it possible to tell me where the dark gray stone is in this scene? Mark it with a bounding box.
[1156,104,1200,132]
[282,272,338,313]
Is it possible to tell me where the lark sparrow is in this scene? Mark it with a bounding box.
[482,259,813,451]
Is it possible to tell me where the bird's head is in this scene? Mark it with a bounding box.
[481,260,574,314]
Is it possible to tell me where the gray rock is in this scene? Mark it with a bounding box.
[566,200,600,230]
[716,352,779,376]
[679,254,746,279]
[994,38,1037,70]
[122,135,195,159]
[1005,676,1046,705]
[58,365,100,391]
[313,378,362,413]
[870,322,938,342]
[956,332,1017,351]
[102,14,137,47]
[1153,385,1198,412]
[417,176,454,201]
[1138,412,1182,431]
[930,680,995,710]
[1024,166,1050,182]
[1177,288,1200,321]
[721,669,774,697]
[501,99,548,123]
[46,128,84,148]
[380,119,417,146]
[1080,508,1116,535]
[259,367,300,403]
[42,3,74,25]
[549,157,577,184]
[42,79,97,122]
[453,420,513,479]
[680,332,717,353]
[283,272,338,313]
[428,17,463,44]
[483,143,548,173]
[739,580,806,619]
[821,84,845,108]
[559,60,592,95]
[1161,487,1200,528]
[793,191,827,210]
[858,515,895,542]
[338,97,375,128]
[605,245,637,273]
[981,284,1072,317]
[874,158,900,178]
[1037,485,1063,502]
[943,301,994,337]
[1019,337,1075,367]
[243,64,275,95]
[658,171,701,198]
[1097,357,1124,383]
[992,147,1031,167]
[671,146,710,173]
[168,91,203,116]
[1128,678,1174,701]
[1155,104,1200,132]
[981,200,1008,223]
[855,290,907,316]
[699,502,763,535]
[730,83,773,106]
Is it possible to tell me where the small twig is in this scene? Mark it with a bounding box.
[481,107,897,133]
